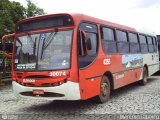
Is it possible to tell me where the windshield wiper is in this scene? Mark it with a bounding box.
[43,29,58,49]
[40,29,58,59]
[16,37,22,47]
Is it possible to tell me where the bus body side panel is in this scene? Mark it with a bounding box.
[111,54,143,89]
[142,53,159,76]
[78,53,123,100]
[79,53,144,99]
[113,67,143,89]
[113,52,159,90]
[79,52,159,100]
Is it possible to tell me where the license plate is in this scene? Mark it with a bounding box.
[33,90,44,95]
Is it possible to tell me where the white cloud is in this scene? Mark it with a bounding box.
[9,0,160,35]
[134,0,160,8]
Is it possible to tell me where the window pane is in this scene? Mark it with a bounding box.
[140,44,148,53]
[102,41,117,53]
[149,45,154,53]
[86,33,97,55]
[102,27,114,41]
[147,36,153,44]
[116,30,127,41]
[79,23,97,33]
[153,38,156,45]
[117,42,129,53]
[129,33,138,43]
[130,43,140,53]
[153,38,157,52]
[78,32,98,68]
[139,35,147,44]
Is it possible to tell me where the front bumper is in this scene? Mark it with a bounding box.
[12,81,81,100]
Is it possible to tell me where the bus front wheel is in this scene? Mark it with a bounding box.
[95,76,110,103]
[139,67,148,85]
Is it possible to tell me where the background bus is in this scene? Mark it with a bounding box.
[157,35,160,58]
[3,13,159,103]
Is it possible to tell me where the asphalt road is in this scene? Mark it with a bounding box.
[0,76,160,120]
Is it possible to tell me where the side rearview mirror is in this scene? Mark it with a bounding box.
[86,38,91,50]
[80,30,92,55]
[81,30,86,40]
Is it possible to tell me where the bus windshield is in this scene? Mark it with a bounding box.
[14,29,73,71]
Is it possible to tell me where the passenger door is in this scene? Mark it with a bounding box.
[78,22,99,99]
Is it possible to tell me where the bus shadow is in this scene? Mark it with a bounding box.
[22,99,99,114]
[22,76,159,113]
[110,76,159,99]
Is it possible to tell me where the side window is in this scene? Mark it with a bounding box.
[78,23,98,69]
[101,27,117,54]
[86,33,97,55]
[102,27,114,40]
[157,35,160,53]
[128,33,140,53]
[153,37,157,52]
[139,35,148,53]
[147,36,154,53]
[116,30,129,53]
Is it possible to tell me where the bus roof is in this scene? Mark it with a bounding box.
[17,13,136,32]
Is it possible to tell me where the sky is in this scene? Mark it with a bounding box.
[10,0,160,35]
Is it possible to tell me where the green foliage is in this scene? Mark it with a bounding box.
[0,0,24,38]
[25,0,44,18]
[0,0,45,39]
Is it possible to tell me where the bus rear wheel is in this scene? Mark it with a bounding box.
[95,76,110,103]
[139,67,148,85]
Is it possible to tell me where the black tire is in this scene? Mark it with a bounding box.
[139,67,148,85]
[95,76,110,103]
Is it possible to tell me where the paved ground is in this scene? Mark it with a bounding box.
[0,76,160,120]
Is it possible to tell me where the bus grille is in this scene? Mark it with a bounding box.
[20,92,65,97]
[16,72,23,78]
[25,75,51,79]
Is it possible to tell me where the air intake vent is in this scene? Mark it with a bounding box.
[20,92,65,97]
[16,72,23,78]
[25,75,51,79]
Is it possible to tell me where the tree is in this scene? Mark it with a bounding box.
[0,0,25,38]
[0,0,45,39]
[25,0,45,18]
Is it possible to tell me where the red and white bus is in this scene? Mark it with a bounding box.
[3,13,159,103]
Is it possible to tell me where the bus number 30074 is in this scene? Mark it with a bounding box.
[49,71,66,77]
